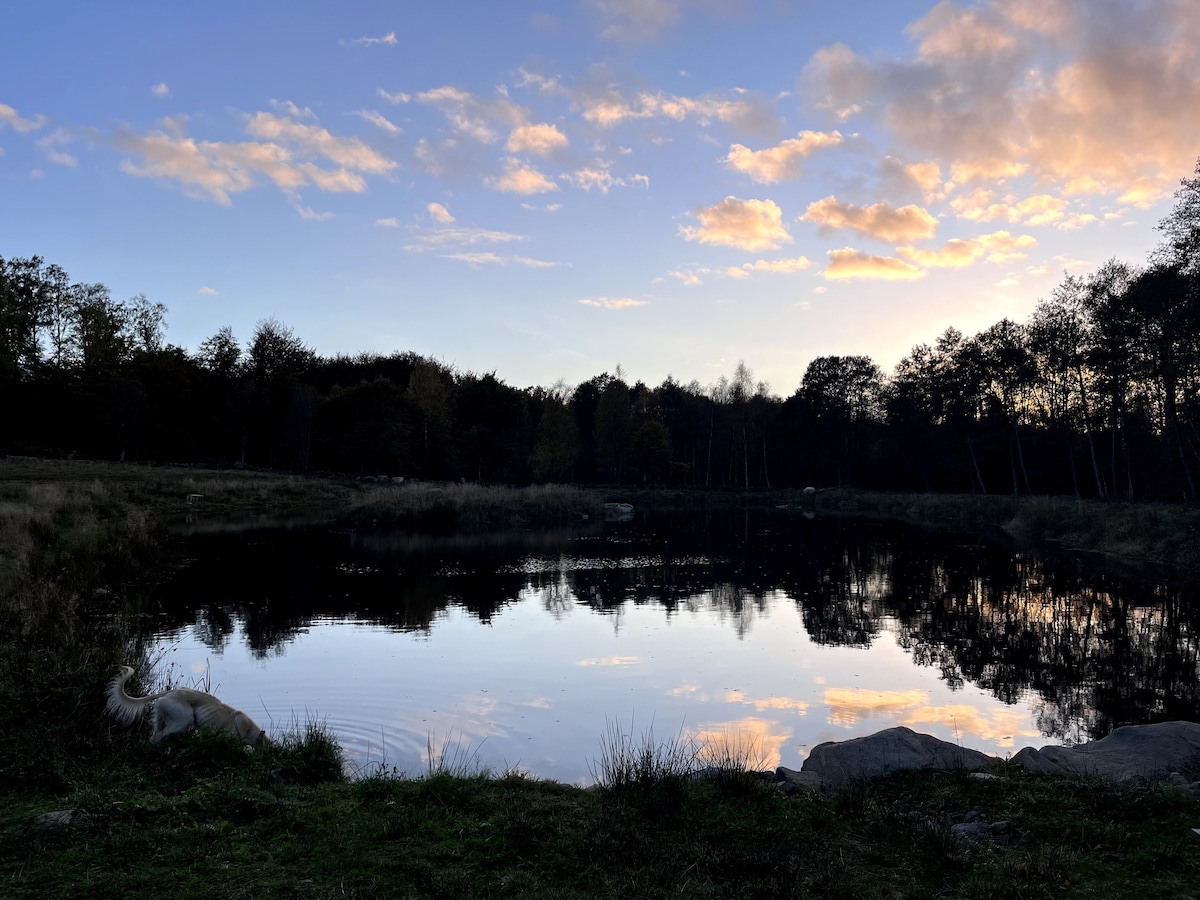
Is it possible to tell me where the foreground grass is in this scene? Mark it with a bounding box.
[3,734,1198,899]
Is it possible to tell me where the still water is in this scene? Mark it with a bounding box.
[149,510,1200,784]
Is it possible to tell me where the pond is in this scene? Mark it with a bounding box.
[148,509,1200,784]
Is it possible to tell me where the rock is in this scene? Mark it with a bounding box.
[801,726,994,787]
[1011,722,1200,781]
[969,772,1000,781]
[34,808,92,829]
[775,766,823,793]
[951,821,991,842]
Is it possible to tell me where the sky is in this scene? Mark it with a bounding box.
[2,0,1199,395]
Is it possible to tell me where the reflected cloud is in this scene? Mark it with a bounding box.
[824,687,928,727]
[724,690,810,715]
[899,704,1042,748]
[578,655,641,666]
[693,717,791,770]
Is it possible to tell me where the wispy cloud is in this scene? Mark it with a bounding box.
[295,204,334,221]
[151,82,169,98]
[353,110,400,134]
[377,88,411,105]
[114,109,397,205]
[442,251,559,268]
[680,196,792,252]
[0,103,46,133]
[416,85,529,143]
[579,296,647,309]
[341,32,397,48]
[37,130,76,167]
[198,286,218,295]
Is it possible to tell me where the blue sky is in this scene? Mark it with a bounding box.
[2,0,1197,393]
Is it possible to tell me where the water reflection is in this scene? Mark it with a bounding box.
[151,510,1200,778]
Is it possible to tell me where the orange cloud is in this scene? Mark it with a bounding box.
[897,229,1036,267]
[802,0,1200,207]
[506,123,569,156]
[898,704,1043,748]
[693,717,792,770]
[680,196,792,252]
[486,158,559,194]
[824,687,927,727]
[803,196,938,243]
[725,131,843,183]
[823,248,926,281]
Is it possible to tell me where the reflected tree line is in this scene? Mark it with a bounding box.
[153,513,1200,742]
[5,165,1200,498]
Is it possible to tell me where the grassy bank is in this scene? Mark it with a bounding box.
[3,734,1198,899]
[813,488,1200,572]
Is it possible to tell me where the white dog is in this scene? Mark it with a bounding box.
[106,666,269,745]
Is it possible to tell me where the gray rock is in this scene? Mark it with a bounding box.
[951,821,991,842]
[801,726,994,786]
[34,808,92,829]
[1011,722,1200,781]
[775,766,823,792]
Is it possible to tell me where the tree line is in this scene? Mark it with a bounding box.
[3,161,1200,500]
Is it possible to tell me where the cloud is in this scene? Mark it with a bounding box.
[354,110,400,134]
[377,88,411,105]
[441,252,559,268]
[591,0,681,42]
[562,162,625,193]
[426,202,455,224]
[680,196,792,252]
[243,112,395,173]
[800,0,1200,208]
[577,655,641,666]
[0,103,46,133]
[404,209,525,252]
[486,157,559,194]
[802,196,938,242]
[579,296,648,309]
[270,99,315,119]
[151,82,169,98]
[823,248,927,281]
[114,110,396,205]
[375,217,400,228]
[36,130,76,167]
[725,131,843,183]
[506,122,568,156]
[341,32,397,48]
[949,190,1068,225]
[198,286,217,295]
[897,229,1037,267]
[565,72,776,133]
[740,256,812,274]
[416,85,529,143]
[295,204,334,221]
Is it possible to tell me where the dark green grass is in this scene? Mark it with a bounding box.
[4,750,1199,899]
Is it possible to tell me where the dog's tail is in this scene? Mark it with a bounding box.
[105,665,165,726]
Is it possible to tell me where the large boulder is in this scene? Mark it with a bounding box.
[801,726,994,786]
[1011,721,1200,781]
